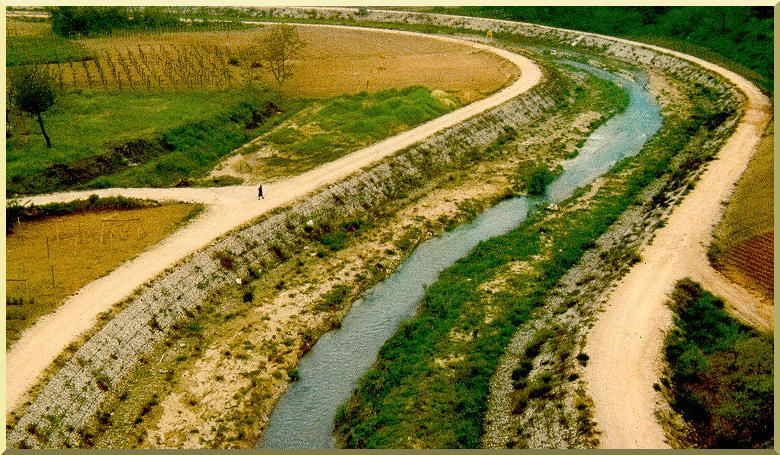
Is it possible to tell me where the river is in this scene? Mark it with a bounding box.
[258,61,662,448]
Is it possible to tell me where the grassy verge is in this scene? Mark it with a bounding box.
[661,279,773,448]
[6,197,204,347]
[333,80,736,448]
[7,87,286,195]
[619,35,773,95]
[230,86,458,181]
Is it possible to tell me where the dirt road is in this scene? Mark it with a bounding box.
[6,26,541,413]
[582,42,771,448]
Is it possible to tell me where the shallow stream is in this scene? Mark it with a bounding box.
[258,61,662,448]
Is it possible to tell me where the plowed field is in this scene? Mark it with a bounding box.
[722,231,774,300]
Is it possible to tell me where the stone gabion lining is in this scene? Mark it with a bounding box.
[8,9,743,448]
[8,70,564,450]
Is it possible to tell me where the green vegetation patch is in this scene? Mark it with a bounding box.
[333,80,737,448]
[7,88,284,195]
[7,33,93,67]
[249,86,456,179]
[663,279,773,448]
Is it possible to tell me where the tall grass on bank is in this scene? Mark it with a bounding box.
[253,86,455,178]
[6,87,284,195]
[333,83,736,448]
[663,279,773,448]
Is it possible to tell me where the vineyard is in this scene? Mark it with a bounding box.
[44,41,263,92]
[721,231,774,300]
[5,203,202,347]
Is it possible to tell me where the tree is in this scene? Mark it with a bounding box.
[10,65,57,148]
[258,23,306,86]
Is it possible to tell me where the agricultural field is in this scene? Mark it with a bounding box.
[7,18,514,195]
[709,121,774,301]
[6,201,202,347]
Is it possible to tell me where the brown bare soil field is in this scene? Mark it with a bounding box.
[6,204,201,347]
[43,24,517,101]
[721,231,774,300]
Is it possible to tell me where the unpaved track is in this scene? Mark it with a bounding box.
[583,43,771,448]
[5,25,541,413]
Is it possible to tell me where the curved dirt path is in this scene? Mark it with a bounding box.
[6,25,542,413]
[583,43,771,448]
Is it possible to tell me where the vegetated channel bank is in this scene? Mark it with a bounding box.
[7,9,747,449]
[259,61,660,448]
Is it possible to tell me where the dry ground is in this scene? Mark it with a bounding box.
[6,204,200,347]
[30,22,517,102]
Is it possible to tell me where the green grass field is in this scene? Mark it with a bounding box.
[243,86,457,179]
[7,87,285,194]
[7,85,456,195]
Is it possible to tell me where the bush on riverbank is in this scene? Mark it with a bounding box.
[663,279,773,448]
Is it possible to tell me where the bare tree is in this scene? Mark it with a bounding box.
[258,23,306,86]
[9,65,57,148]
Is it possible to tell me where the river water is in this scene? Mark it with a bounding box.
[258,61,662,448]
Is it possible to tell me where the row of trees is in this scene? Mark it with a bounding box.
[49,6,179,37]
[438,6,774,83]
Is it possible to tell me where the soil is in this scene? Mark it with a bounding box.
[51,24,517,101]
[582,43,772,448]
[5,26,540,415]
[5,204,198,347]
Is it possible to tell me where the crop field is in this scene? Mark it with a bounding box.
[709,121,773,301]
[9,19,516,101]
[6,203,201,347]
[720,232,773,299]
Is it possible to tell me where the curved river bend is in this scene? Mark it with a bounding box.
[259,61,662,448]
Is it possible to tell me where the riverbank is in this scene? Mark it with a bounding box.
[333,52,741,449]
[91,63,621,449]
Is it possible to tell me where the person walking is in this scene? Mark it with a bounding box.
[258,184,264,199]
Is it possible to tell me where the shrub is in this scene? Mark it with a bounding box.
[512,361,533,380]
[212,250,235,270]
[525,165,555,196]
[320,231,347,252]
[664,279,773,448]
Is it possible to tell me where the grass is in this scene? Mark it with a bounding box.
[7,87,284,195]
[663,279,773,448]
[621,34,773,95]
[6,199,203,347]
[333,77,738,448]
[6,19,94,66]
[241,86,457,180]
